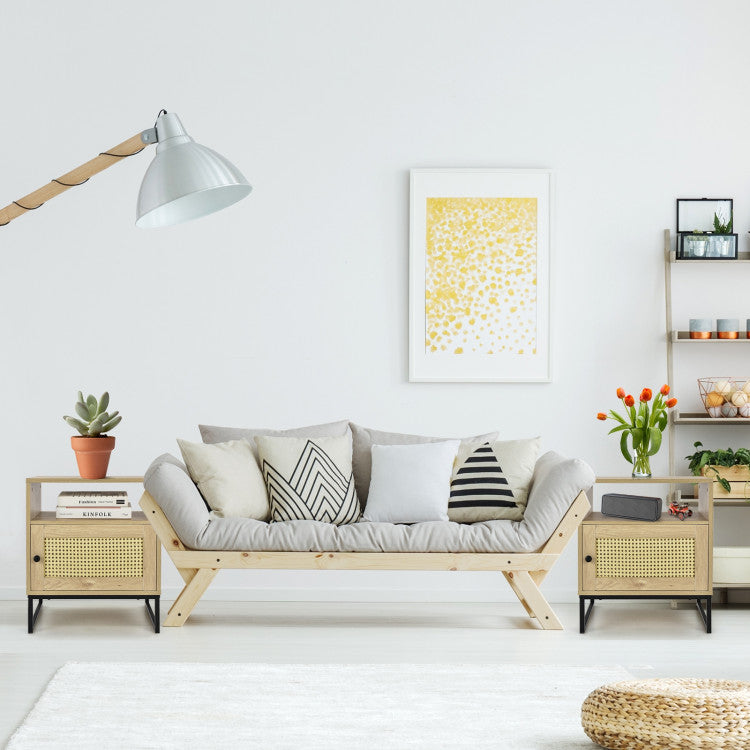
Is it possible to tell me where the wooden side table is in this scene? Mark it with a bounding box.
[579,476,713,633]
[26,476,160,633]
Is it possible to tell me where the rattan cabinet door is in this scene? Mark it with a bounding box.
[30,523,158,593]
[581,523,709,594]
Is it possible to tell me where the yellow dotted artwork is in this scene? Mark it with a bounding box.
[425,197,537,355]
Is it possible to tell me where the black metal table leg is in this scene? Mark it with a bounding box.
[695,596,712,633]
[27,595,160,633]
[579,597,595,633]
[144,597,160,633]
[27,597,43,634]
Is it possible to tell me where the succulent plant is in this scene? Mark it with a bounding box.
[63,391,122,436]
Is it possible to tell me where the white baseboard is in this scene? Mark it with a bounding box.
[0,585,576,604]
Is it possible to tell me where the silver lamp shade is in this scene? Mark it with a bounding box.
[136,112,252,228]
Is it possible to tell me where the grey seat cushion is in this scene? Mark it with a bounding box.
[144,450,594,554]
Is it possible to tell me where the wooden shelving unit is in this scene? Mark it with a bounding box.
[664,228,750,590]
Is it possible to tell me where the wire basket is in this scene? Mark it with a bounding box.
[698,377,750,418]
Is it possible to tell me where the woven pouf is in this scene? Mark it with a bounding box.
[581,678,750,749]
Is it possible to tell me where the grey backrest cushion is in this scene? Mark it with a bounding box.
[349,423,499,506]
[199,419,350,457]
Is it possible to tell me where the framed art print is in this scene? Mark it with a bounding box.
[409,168,552,382]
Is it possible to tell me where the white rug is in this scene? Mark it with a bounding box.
[7,662,632,749]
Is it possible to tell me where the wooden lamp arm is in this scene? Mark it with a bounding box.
[0,132,151,226]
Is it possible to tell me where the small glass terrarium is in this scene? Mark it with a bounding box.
[676,198,738,260]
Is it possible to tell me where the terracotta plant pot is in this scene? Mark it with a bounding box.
[71,436,115,479]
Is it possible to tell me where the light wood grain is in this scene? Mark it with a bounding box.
[0,135,148,226]
[26,478,160,599]
[168,550,560,572]
[508,570,563,629]
[580,523,710,595]
[163,569,218,627]
[29,522,160,595]
[26,476,143,484]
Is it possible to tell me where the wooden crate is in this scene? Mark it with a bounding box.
[701,465,750,499]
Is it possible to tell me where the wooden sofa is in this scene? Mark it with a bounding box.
[140,487,590,630]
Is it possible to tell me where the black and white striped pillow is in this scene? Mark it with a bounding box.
[448,438,540,523]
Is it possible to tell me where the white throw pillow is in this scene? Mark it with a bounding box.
[363,441,461,523]
[177,438,269,520]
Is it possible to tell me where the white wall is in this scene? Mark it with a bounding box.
[3,0,750,602]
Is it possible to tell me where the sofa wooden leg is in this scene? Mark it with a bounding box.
[506,570,563,630]
[503,571,535,618]
[163,568,218,627]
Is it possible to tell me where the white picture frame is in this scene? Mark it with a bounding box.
[409,168,552,383]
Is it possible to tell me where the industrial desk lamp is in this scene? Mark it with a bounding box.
[0,109,252,228]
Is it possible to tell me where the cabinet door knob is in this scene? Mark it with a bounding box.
[584,555,593,563]
[33,555,41,563]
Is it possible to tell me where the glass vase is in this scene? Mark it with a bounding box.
[632,450,652,478]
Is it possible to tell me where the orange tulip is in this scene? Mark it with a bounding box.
[666,397,677,408]
[616,387,626,399]
[640,388,653,402]
[660,384,670,396]
[624,395,635,407]
[596,412,607,421]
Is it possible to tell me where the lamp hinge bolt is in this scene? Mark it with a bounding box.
[140,127,158,145]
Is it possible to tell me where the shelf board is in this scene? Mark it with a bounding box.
[677,491,749,507]
[669,250,750,263]
[585,510,708,524]
[29,510,147,523]
[596,475,710,484]
[672,410,750,425]
[26,476,143,484]
[672,331,750,342]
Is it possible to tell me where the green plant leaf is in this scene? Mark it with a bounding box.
[74,402,90,421]
[98,392,109,416]
[101,414,122,433]
[620,431,633,464]
[648,427,662,456]
[608,410,627,425]
[86,394,97,418]
[63,416,89,435]
[607,425,630,435]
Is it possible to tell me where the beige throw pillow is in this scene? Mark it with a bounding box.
[177,438,270,520]
[448,437,541,523]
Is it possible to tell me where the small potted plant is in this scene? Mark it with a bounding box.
[687,231,708,258]
[63,391,122,479]
[711,210,734,258]
[685,441,750,497]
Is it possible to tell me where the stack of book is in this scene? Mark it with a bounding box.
[56,490,132,519]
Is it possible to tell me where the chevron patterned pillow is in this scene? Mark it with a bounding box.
[448,437,541,523]
[255,434,361,525]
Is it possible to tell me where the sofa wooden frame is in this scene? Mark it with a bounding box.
[140,489,590,630]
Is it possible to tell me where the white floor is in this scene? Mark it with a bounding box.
[2,598,749,747]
